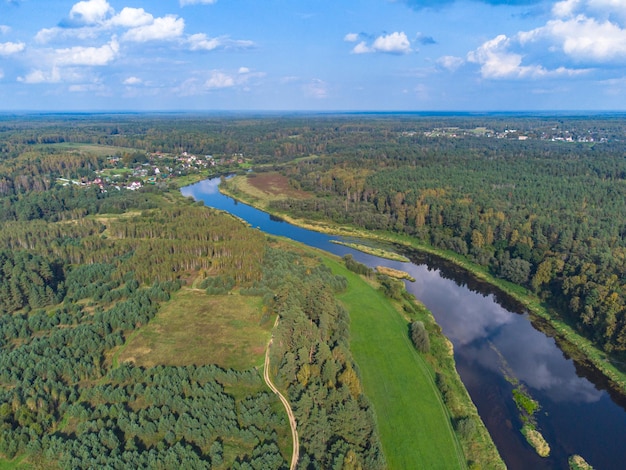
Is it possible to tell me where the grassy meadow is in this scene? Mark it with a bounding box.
[322,255,466,470]
[40,142,143,157]
[115,288,272,370]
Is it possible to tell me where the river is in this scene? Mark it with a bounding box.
[182,177,626,470]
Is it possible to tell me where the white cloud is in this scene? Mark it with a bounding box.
[372,32,411,54]
[552,0,581,18]
[188,33,222,51]
[18,66,97,85]
[437,55,464,71]
[352,41,372,54]
[0,25,10,35]
[123,15,185,42]
[123,76,142,85]
[0,41,25,56]
[468,34,583,79]
[188,33,255,51]
[238,67,250,74]
[520,15,626,62]
[69,0,113,25]
[351,32,412,54]
[180,0,218,5]
[109,8,153,28]
[55,37,119,66]
[205,71,235,89]
[344,33,359,42]
[0,69,4,80]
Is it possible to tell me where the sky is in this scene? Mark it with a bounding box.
[1,0,626,111]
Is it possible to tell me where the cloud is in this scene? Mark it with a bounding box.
[351,31,412,54]
[238,67,250,74]
[437,55,465,71]
[519,15,626,63]
[69,0,113,25]
[123,76,142,85]
[352,41,372,54]
[466,0,626,79]
[344,33,359,42]
[180,0,218,5]
[188,33,255,51]
[0,41,25,56]
[18,65,99,85]
[109,8,153,28]
[372,32,412,53]
[205,71,235,89]
[55,37,119,66]
[344,32,411,54]
[0,25,10,35]
[468,34,583,78]
[123,15,185,42]
[0,69,3,80]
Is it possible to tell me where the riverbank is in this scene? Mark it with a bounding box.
[220,175,626,403]
[220,177,505,467]
[309,245,504,469]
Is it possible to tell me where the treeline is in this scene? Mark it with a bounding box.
[261,247,386,469]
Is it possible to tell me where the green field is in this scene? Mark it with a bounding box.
[0,457,30,470]
[40,142,143,156]
[324,257,466,469]
[116,288,272,370]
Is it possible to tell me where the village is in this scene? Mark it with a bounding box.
[57,150,247,191]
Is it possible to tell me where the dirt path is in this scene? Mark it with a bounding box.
[264,332,299,470]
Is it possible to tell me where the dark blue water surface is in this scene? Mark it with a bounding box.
[182,178,626,470]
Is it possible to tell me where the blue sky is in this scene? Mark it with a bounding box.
[1,0,625,111]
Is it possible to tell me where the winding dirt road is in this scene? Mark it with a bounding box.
[264,335,299,470]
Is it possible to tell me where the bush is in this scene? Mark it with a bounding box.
[409,321,430,353]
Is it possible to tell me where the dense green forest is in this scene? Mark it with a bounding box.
[0,117,391,469]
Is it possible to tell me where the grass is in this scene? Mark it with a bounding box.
[321,254,466,470]
[39,142,143,156]
[116,288,273,370]
[0,456,31,470]
[376,265,416,282]
[329,240,409,262]
[521,424,550,457]
[225,172,310,205]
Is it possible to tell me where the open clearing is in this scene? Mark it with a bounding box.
[323,255,465,470]
[117,288,272,370]
[40,142,143,156]
[237,172,311,202]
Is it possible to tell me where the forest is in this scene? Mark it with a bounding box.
[0,116,391,469]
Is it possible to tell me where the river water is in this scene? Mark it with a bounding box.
[182,177,626,470]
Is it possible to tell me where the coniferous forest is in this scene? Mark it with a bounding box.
[2,113,626,468]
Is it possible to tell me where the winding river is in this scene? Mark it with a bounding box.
[182,177,626,470]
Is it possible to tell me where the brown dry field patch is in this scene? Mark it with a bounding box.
[247,172,311,199]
